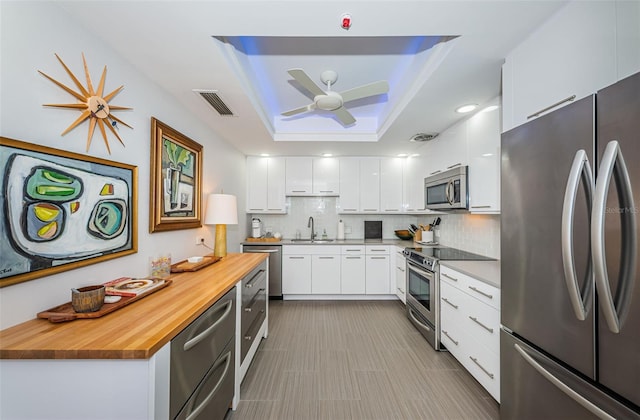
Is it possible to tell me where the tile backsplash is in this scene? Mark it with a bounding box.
[423,213,500,259]
[250,197,418,240]
[249,197,501,259]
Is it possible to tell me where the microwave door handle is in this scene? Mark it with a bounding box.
[561,149,594,321]
[445,180,454,205]
[592,140,637,334]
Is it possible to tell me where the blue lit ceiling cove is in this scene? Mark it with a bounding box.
[212,35,456,142]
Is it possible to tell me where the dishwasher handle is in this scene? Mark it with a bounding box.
[244,249,280,253]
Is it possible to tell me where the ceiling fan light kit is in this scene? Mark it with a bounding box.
[281,68,389,127]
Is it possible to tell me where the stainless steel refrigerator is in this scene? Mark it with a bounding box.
[501,71,640,419]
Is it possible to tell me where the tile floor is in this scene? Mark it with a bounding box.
[226,300,499,420]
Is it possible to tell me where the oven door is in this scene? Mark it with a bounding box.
[406,260,444,350]
[406,261,436,325]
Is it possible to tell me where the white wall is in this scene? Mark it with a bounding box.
[0,2,247,329]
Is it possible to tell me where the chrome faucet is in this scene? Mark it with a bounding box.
[308,216,315,240]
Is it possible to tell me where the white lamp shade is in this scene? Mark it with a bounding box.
[204,194,238,225]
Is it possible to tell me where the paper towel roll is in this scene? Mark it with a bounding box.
[337,220,345,240]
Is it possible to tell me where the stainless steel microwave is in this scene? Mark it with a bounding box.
[424,166,469,210]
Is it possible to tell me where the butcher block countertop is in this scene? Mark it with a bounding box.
[0,253,267,360]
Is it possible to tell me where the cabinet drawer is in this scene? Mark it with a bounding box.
[460,337,500,402]
[242,265,266,301]
[174,338,235,420]
[341,245,365,254]
[242,286,266,338]
[170,287,235,419]
[365,245,390,255]
[440,266,500,310]
[464,294,500,354]
[241,306,266,362]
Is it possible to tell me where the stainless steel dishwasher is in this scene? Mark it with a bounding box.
[241,244,282,298]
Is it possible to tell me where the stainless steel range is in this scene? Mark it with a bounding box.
[404,246,495,351]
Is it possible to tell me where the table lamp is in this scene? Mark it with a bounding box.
[204,193,238,258]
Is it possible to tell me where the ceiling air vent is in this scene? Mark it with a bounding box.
[193,89,235,116]
[409,132,439,142]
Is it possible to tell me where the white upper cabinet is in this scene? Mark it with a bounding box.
[338,157,360,213]
[246,156,286,213]
[467,98,501,213]
[426,122,468,175]
[502,1,619,132]
[403,156,436,213]
[285,157,313,195]
[312,157,339,195]
[380,158,403,213]
[359,158,380,213]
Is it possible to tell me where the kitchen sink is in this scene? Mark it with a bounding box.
[289,239,334,243]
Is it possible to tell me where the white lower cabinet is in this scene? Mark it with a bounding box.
[440,265,500,402]
[365,246,390,294]
[312,254,341,294]
[394,246,406,303]
[282,245,396,297]
[341,246,365,294]
[282,253,311,294]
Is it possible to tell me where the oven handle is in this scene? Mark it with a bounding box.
[408,307,432,332]
[407,262,434,279]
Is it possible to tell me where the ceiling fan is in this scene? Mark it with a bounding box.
[281,68,389,126]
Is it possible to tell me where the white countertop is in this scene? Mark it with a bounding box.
[439,260,501,289]
[242,238,414,247]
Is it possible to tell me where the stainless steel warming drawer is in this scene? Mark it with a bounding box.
[170,287,236,420]
[240,261,267,363]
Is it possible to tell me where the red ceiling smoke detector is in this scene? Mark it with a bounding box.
[341,13,352,30]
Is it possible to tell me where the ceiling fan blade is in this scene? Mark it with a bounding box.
[281,103,315,117]
[333,106,356,126]
[287,68,326,97]
[340,80,389,103]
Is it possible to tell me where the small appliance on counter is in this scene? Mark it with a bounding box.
[364,220,382,240]
[251,218,261,238]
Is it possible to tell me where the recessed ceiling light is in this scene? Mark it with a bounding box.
[481,105,499,113]
[482,153,494,157]
[410,153,420,157]
[260,153,270,157]
[322,153,333,157]
[397,153,408,157]
[456,104,477,113]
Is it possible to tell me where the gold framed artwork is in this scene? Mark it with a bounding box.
[0,136,138,287]
[149,118,203,232]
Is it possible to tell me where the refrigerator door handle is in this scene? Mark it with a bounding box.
[514,343,615,420]
[562,149,594,321]
[592,140,637,334]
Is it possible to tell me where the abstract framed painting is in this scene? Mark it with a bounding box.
[0,137,138,287]
[149,118,203,232]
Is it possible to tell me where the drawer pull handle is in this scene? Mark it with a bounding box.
[318,256,335,259]
[343,208,357,211]
[245,289,266,312]
[397,287,405,294]
[430,170,442,175]
[469,316,494,333]
[442,297,459,309]
[371,256,386,260]
[363,208,378,211]
[319,190,334,193]
[471,205,491,209]
[345,249,361,252]
[468,286,493,299]
[184,300,233,351]
[244,310,266,340]
[245,269,265,288]
[185,350,232,420]
[447,163,462,169]
[346,256,361,259]
[442,330,459,346]
[291,190,307,193]
[441,273,458,282]
[289,256,306,260]
[469,356,495,379]
[527,95,576,119]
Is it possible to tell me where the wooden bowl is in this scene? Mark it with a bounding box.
[71,285,105,313]
[394,230,413,240]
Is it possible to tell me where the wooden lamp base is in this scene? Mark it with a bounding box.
[214,224,227,258]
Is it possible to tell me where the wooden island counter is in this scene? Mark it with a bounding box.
[0,252,268,420]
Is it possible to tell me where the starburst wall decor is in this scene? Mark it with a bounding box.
[38,53,132,154]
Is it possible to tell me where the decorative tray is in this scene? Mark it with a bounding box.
[245,237,281,242]
[170,255,221,273]
[37,279,172,323]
